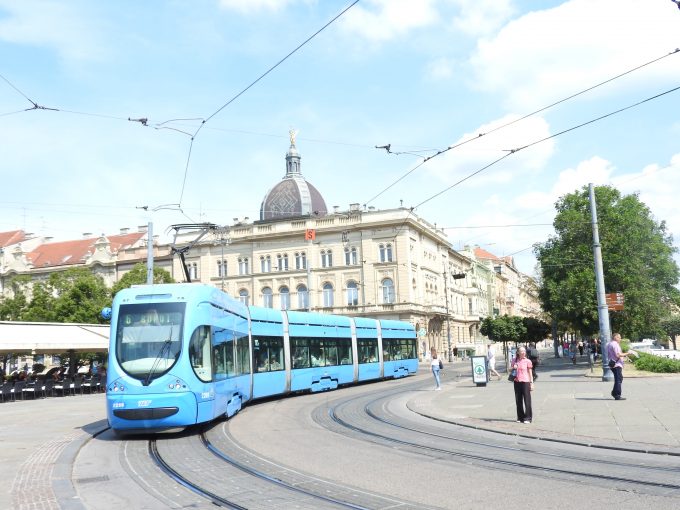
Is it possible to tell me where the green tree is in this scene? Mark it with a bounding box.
[111,263,175,297]
[48,268,111,323]
[21,281,58,322]
[480,315,527,344]
[523,317,551,344]
[535,185,679,339]
[0,276,30,320]
[660,315,680,351]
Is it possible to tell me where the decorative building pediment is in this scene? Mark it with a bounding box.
[87,236,114,265]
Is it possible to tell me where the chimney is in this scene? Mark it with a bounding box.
[138,225,148,233]
[120,227,130,235]
[83,232,92,238]
[349,203,360,212]
[368,206,375,212]
[333,205,339,213]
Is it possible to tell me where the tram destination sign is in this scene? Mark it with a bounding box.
[605,292,624,311]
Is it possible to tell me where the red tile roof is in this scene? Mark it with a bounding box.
[27,232,146,268]
[0,230,26,248]
[474,247,500,261]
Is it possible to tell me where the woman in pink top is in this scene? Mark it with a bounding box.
[511,346,534,423]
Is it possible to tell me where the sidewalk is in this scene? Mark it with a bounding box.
[412,355,680,454]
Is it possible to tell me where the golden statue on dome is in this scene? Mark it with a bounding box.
[289,128,298,147]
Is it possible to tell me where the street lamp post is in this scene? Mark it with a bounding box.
[443,267,467,363]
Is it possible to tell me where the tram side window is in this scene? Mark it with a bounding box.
[358,339,379,363]
[403,338,417,359]
[324,341,338,367]
[291,338,310,369]
[212,327,231,381]
[190,326,212,382]
[338,339,352,365]
[383,338,394,362]
[253,336,284,372]
[236,335,250,375]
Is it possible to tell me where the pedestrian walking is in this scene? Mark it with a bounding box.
[607,333,631,400]
[430,348,442,390]
[511,346,534,423]
[486,344,501,381]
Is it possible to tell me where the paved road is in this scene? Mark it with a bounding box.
[1,355,679,509]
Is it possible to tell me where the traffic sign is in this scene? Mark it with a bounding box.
[605,292,624,311]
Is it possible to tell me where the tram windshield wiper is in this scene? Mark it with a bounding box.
[143,327,173,386]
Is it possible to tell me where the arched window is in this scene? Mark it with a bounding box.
[381,278,395,304]
[344,247,358,265]
[216,260,227,278]
[346,281,358,306]
[276,253,288,271]
[379,243,393,262]
[322,283,334,307]
[280,286,290,310]
[238,289,249,306]
[260,255,271,273]
[321,249,333,268]
[238,257,249,275]
[295,252,306,270]
[262,287,273,308]
[297,284,308,309]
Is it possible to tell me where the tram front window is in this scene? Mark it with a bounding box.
[116,303,185,381]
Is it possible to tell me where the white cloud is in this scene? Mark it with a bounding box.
[468,0,680,110]
[218,0,302,13]
[614,153,680,241]
[423,114,555,186]
[426,57,455,80]
[340,0,438,42]
[450,0,515,37]
[0,1,106,61]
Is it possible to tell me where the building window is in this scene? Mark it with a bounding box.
[188,262,198,280]
[297,284,308,309]
[239,289,249,306]
[322,282,334,307]
[260,255,271,273]
[295,252,307,270]
[280,286,290,310]
[344,247,358,265]
[381,278,395,304]
[379,243,393,262]
[238,257,249,275]
[216,260,227,278]
[262,287,273,308]
[346,281,358,306]
[277,254,289,272]
[321,249,333,268]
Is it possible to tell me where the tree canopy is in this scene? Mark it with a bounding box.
[660,315,680,351]
[535,185,679,339]
[111,263,174,297]
[480,315,527,344]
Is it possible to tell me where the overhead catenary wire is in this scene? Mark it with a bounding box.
[365,47,680,206]
[384,82,680,244]
[175,0,360,206]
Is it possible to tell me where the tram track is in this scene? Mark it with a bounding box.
[315,385,680,495]
[145,423,426,510]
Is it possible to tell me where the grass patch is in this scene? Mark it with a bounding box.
[633,352,680,373]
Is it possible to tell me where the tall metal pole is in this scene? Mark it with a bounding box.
[306,237,312,311]
[443,266,452,362]
[146,221,153,285]
[589,183,613,381]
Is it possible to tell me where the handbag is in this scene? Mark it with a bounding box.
[439,359,444,369]
[507,368,517,382]
[608,359,616,369]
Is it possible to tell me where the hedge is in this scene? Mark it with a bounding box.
[633,352,680,373]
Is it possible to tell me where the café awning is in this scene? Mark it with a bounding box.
[0,321,110,354]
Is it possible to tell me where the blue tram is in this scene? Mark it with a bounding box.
[106,283,417,433]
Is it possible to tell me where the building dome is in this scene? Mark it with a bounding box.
[259,133,328,221]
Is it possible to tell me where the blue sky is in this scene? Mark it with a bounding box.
[1,0,679,276]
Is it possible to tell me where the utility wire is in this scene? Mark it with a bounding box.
[366,47,680,205]
[386,82,680,242]
[176,0,360,205]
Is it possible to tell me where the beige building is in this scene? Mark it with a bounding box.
[1,139,542,361]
